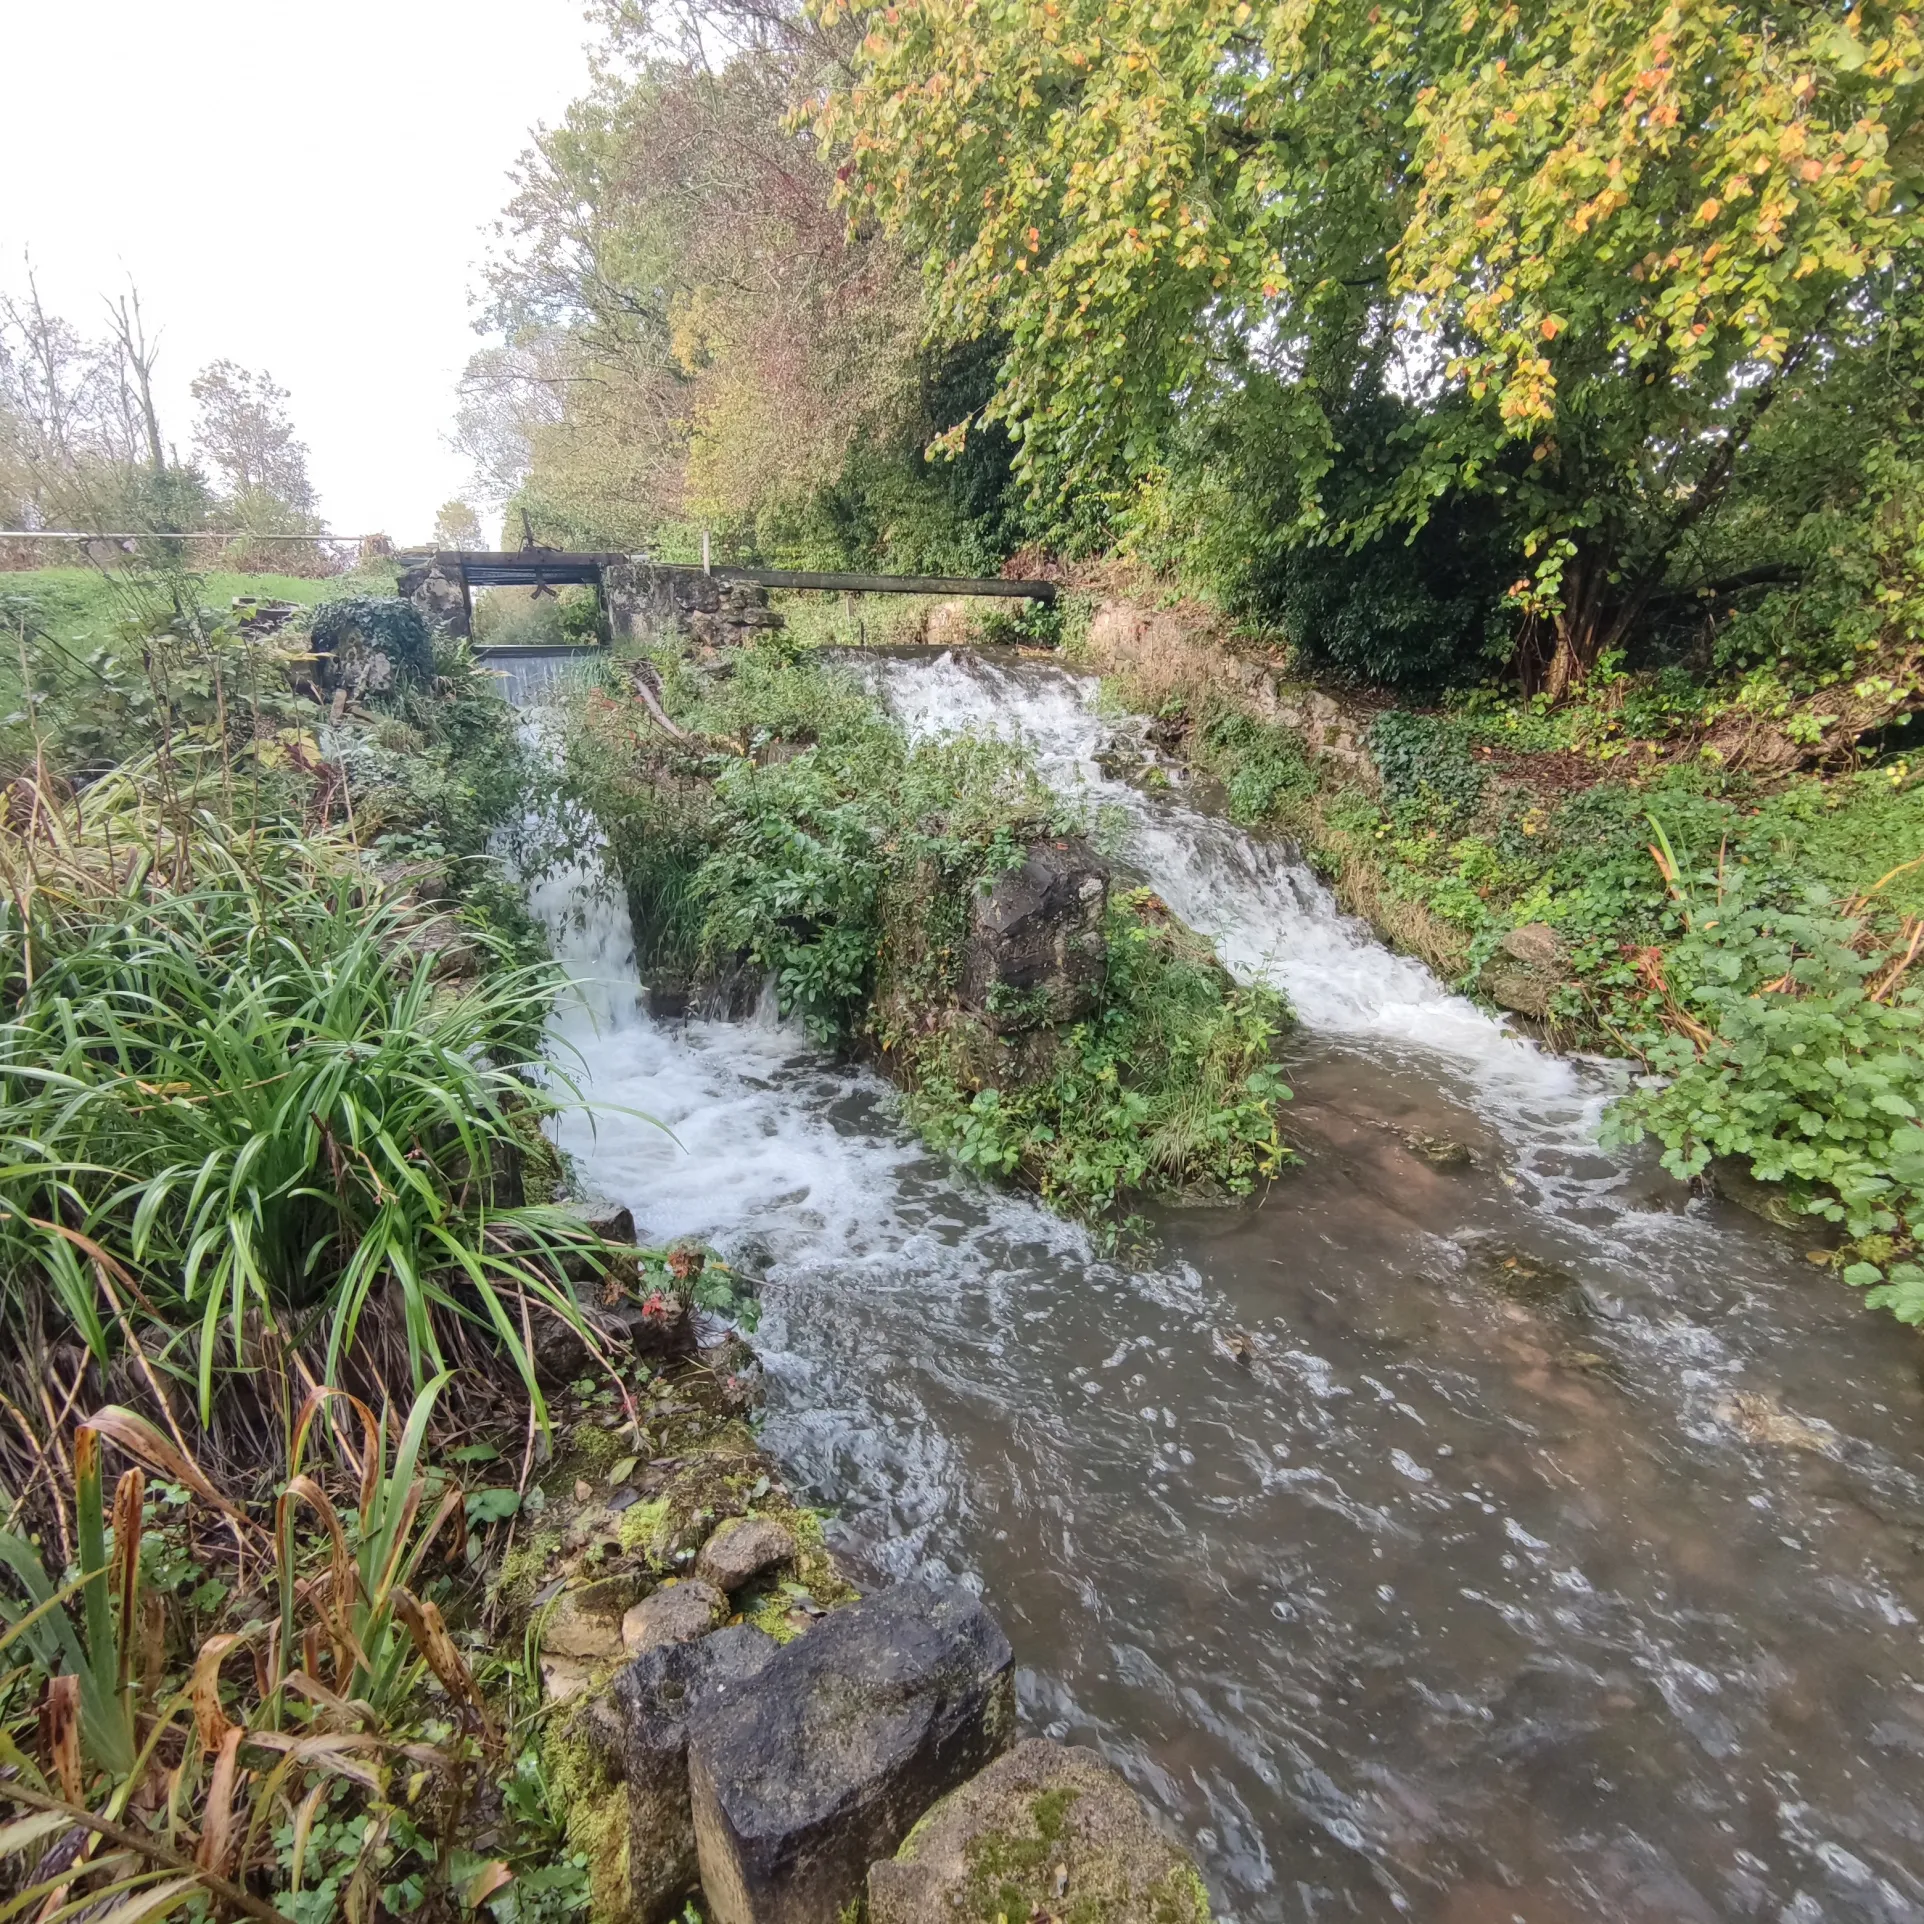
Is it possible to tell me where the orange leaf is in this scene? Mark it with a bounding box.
[466,1862,514,1908]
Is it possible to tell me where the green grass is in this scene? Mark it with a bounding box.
[0,566,388,648]
[0,834,607,1423]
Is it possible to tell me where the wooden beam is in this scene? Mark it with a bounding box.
[713,567,1056,604]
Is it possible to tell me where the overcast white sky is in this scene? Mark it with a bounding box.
[1,0,595,542]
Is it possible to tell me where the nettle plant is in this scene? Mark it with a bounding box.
[1605,824,1924,1323]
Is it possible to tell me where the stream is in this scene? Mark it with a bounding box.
[523,648,1924,1923]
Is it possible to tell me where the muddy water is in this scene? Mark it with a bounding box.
[527,653,1924,1923]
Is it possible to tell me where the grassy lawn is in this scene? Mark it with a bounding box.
[0,565,391,650]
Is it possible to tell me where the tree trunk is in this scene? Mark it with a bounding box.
[1541,546,1608,701]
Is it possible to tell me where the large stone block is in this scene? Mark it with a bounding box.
[612,1624,781,1923]
[688,1581,1016,1924]
[960,840,1108,1033]
[867,1739,1212,1924]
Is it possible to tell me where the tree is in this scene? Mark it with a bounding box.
[433,498,485,549]
[189,361,317,514]
[0,269,207,538]
[462,13,922,551]
[102,284,165,477]
[819,0,1924,690]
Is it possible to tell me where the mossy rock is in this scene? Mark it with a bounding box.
[868,1739,1212,1924]
[543,1692,633,1923]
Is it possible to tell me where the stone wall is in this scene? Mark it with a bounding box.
[396,553,471,638]
[602,562,784,649]
[398,554,787,652]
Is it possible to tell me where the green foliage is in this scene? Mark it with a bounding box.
[821,0,1924,692]
[0,843,606,1421]
[0,1394,587,1924]
[1367,712,1487,824]
[276,1376,466,1714]
[309,595,435,686]
[914,893,1294,1216]
[1604,837,1924,1322]
[567,645,1295,1216]
[691,679,1045,1044]
[1190,709,1315,825]
[0,1429,139,1776]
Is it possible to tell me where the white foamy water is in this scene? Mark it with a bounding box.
[877,649,1591,1077]
[870,651,1657,1228]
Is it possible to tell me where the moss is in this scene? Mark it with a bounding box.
[504,1100,566,1200]
[938,1782,1215,1924]
[543,1703,631,1924]
[782,1505,860,1608]
[1148,1864,1215,1924]
[494,1529,561,1610]
[968,1787,1081,1900]
[617,1496,672,1557]
[568,1422,629,1474]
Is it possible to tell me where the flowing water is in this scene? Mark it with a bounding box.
[525,650,1924,1923]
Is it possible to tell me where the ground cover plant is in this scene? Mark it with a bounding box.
[1088,603,1924,1324]
[0,561,623,1487]
[560,635,1294,1221]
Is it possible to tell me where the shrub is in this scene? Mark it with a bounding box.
[913,892,1293,1214]
[309,596,436,686]
[1604,827,1924,1323]
[1367,710,1486,822]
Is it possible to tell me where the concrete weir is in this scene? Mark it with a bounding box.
[396,545,1057,650]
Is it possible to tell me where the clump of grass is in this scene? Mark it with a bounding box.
[910,891,1294,1216]
[0,810,608,1429]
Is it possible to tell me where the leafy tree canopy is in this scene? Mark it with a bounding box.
[818,0,1924,686]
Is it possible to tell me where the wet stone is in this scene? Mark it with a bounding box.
[695,1517,797,1594]
[960,839,1108,1033]
[612,1624,781,1924]
[867,1738,1211,1924]
[688,1580,1016,1924]
[624,1580,728,1655]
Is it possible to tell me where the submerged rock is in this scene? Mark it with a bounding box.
[867,1738,1212,1924]
[960,839,1108,1033]
[688,1580,1016,1923]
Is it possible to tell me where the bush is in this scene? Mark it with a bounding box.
[565,643,1296,1217]
[310,595,436,685]
[1192,709,1315,824]
[1367,710,1486,821]
[1604,830,1924,1323]
[914,891,1293,1215]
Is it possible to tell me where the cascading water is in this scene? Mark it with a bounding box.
[523,653,1924,1924]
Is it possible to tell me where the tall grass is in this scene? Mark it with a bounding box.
[0,811,603,1429]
